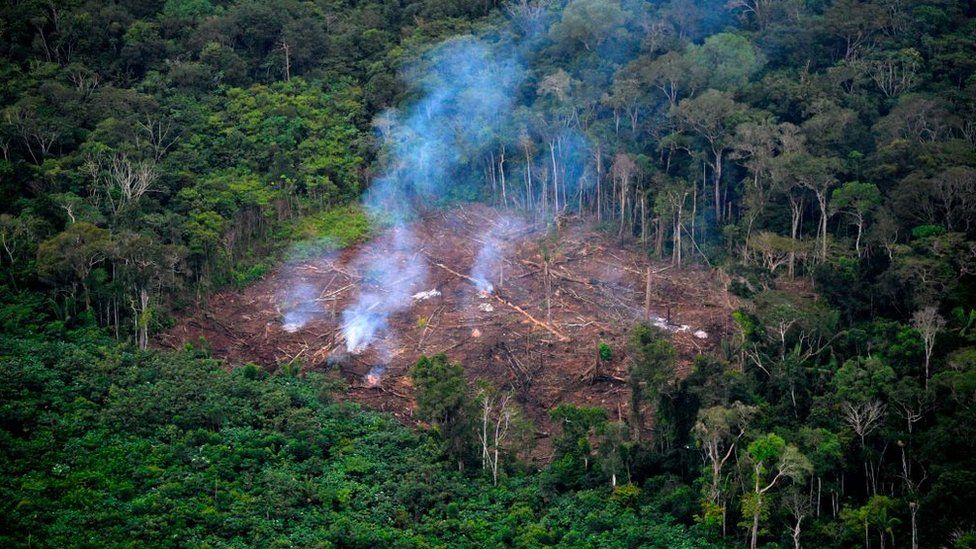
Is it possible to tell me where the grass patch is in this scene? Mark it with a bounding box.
[285,204,371,259]
[231,261,273,288]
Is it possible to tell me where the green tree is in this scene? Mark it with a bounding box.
[669,89,749,223]
[548,0,626,52]
[36,222,114,307]
[627,323,676,442]
[831,181,881,256]
[548,403,607,486]
[412,354,472,471]
[693,402,755,531]
[743,433,812,549]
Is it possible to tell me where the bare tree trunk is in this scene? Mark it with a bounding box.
[488,152,497,202]
[139,287,149,350]
[817,192,828,260]
[789,196,802,279]
[910,502,918,549]
[641,192,647,244]
[541,169,548,218]
[280,40,291,82]
[524,145,533,211]
[750,492,762,549]
[595,144,603,222]
[713,149,723,223]
[644,266,652,320]
[544,258,552,324]
[618,176,628,238]
[499,147,508,208]
[655,217,664,257]
[559,137,568,212]
[792,516,803,549]
[691,174,699,259]
[550,141,559,214]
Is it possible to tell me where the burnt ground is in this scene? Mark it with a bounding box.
[159,204,736,453]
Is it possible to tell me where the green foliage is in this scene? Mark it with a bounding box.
[2,0,976,545]
[747,433,787,465]
[0,329,716,547]
[628,324,676,391]
[911,224,946,239]
[411,354,472,466]
[549,403,608,460]
[230,264,267,290]
[286,205,371,259]
[835,356,896,402]
[610,483,641,508]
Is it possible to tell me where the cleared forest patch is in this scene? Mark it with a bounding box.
[160,204,735,441]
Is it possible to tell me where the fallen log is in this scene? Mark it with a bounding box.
[492,292,571,342]
[519,259,592,287]
[425,254,571,342]
[315,283,354,301]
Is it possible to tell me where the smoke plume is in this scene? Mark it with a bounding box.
[469,215,527,294]
[340,37,524,352]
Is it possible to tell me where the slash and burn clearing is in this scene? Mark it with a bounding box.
[161,204,734,443]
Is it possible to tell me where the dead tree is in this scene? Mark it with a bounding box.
[611,153,637,237]
[843,400,887,495]
[137,115,179,162]
[911,306,945,388]
[477,384,516,485]
[783,488,812,549]
[84,153,158,220]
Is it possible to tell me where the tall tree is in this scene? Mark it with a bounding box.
[743,434,812,549]
[831,181,881,256]
[627,324,676,443]
[670,89,748,223]
[412,354,472,471]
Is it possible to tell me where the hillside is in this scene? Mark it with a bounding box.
[163,204,733,444]
[2,0,976,547]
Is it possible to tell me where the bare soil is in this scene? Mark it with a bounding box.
[159,204,736,449]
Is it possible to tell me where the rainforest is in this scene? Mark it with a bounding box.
[1,0,975,547]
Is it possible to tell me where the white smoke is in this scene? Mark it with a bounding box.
[469,215,526,294]
[339,38,523,353]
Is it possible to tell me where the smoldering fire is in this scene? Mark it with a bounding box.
[337,38,523,353]
[365,364,387,386]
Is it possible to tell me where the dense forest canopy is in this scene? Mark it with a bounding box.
[1,0,975,547]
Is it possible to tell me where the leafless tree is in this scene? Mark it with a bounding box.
[505,0,552,34]
[931,167,976,233]
[611,153,637,236]
[725,0,776,29]
[783,487,812,549]
[4,104,61,164]
[477,385,517,485]
[64,63,101,99]
[136,115,179,162]
[31,1,79,65]
[911,306,945,387]
[843,400,887,447]
[0,214,38,271]
[638,19,673,52]
[844,399,887,495]
[278,39,291,82]
[84,153,159,219]
[898,445,927,549]
[865,49,921,97]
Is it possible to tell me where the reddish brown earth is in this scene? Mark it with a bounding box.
[159,204,736,447]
